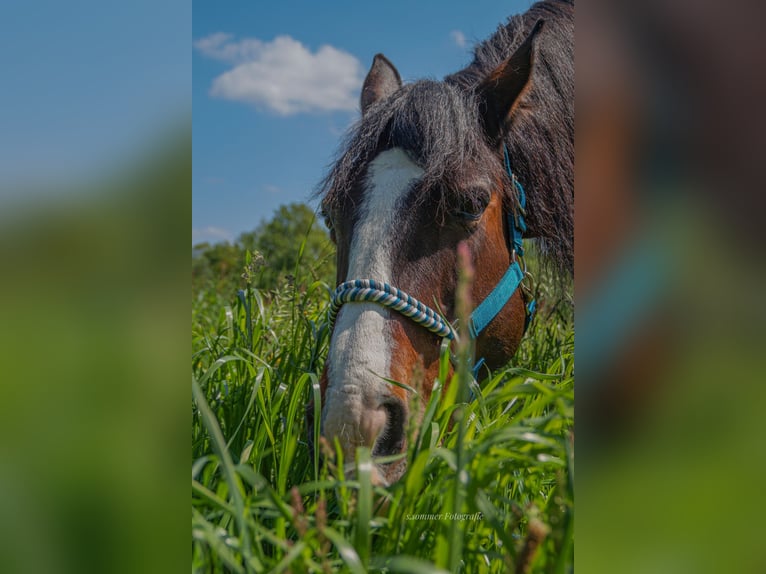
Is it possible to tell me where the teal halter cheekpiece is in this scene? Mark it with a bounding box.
[329,145,536,346]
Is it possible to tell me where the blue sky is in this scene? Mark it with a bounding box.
[193,0,532,245]
[0,0,189,194]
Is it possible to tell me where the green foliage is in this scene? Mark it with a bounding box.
[192,202,335,303]
[192,241,244,297]
[192,237,573,572]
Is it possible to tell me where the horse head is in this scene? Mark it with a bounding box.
[315,3,572,484]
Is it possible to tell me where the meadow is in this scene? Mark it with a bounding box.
[192,218,574,573]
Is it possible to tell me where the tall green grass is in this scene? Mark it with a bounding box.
[192,242,573,573]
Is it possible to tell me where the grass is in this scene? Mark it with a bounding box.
[192,242,573,573]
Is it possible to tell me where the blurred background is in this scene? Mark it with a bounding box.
[1,0,765,572]
[577,0,766,571]
[0,1,189,573]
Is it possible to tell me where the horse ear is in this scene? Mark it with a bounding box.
[361,54,402,115]
[477,19,544,144]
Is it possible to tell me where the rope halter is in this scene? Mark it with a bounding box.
[329,278,455,339]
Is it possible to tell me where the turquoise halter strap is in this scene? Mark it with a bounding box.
[329,144,535,346]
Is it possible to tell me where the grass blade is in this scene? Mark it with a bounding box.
[354,447,373,568]
[192,375,253,570]
[323,527,366,574]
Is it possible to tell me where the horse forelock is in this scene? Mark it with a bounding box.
[319,80,496,222]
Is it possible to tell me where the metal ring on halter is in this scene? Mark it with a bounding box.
[518,251,528,275]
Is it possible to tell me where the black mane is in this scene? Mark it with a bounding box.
[448,0,574,272]
[320,0,574,273]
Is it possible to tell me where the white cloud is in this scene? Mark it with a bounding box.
[194,33,267,65]
[195,33,364,115]
[450,30,467,48]
[192,226,233,244]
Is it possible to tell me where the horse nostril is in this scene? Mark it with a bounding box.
[373,401,407,457]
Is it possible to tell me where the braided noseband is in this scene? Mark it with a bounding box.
[329,278,456,339]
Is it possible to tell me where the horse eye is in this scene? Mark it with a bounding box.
[452,190,490,221]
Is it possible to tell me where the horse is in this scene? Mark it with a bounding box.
[313,0,573,485]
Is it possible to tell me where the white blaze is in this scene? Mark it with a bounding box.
[322,148,423,456]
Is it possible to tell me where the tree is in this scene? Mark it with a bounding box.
[192,202,335,299]
[242,202,335,291]
[192,240,242,296]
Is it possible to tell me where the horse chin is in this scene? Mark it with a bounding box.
[378,456,408,486]
[344,457,408,487]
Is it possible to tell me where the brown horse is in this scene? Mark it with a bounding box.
[314,0,573,484]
